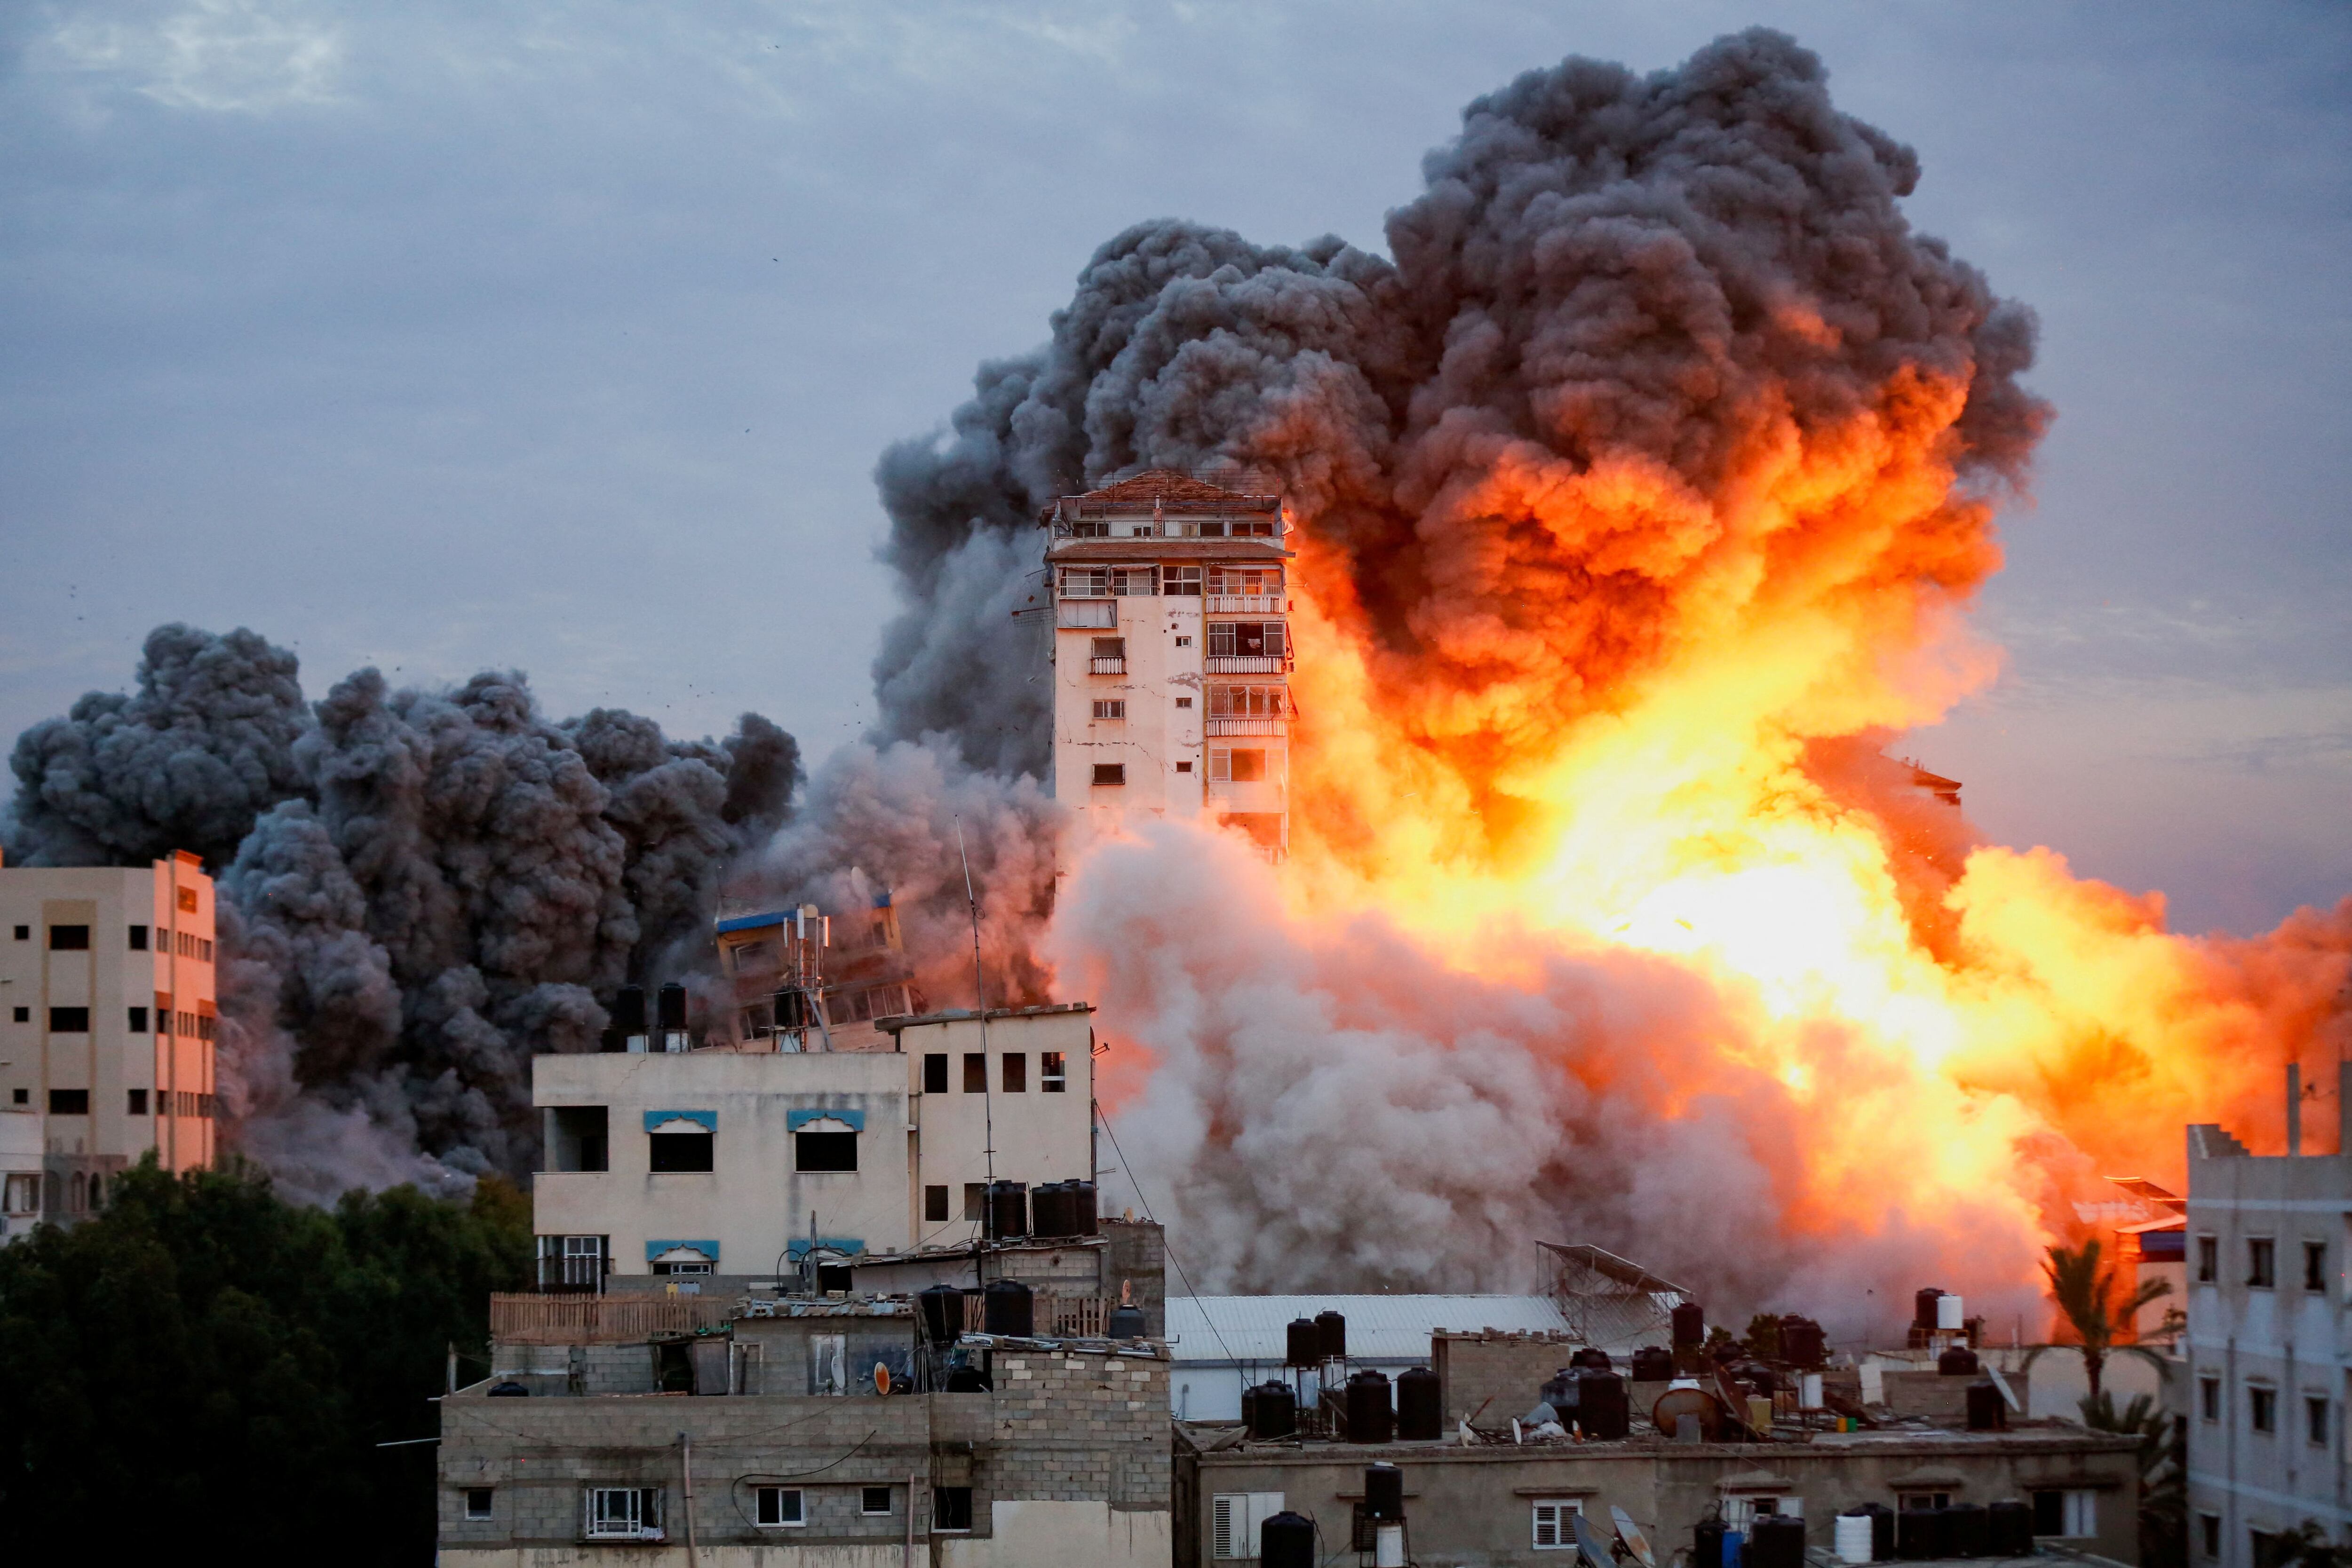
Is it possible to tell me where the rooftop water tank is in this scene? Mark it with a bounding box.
[1843,1503,1893,1562]
[1631,1346,1675,1381]
[1570,1347,1612,1372]
[1345,1370,1392,1443]
[656,982,687,1031]
[1261,1511,1316,1568]
[1694,1518,1729,1568]
[1966,1380,2005,1430]
[1986,1500,2033,1557]
[1247,1380,1296,1440]
[1936,1293,1965,1332]
[1943,1502,1988,1558]
[1575,1370,1629,1440]
[917,1283,963,1344]
[1315,1309,1347,1362]
[1937,1345,1980,1377]
[1396,1367,1441,1441]
[1779,1315,1827,1368]
[1750,1513,1805,1568]
[1107,1303,1148,1340]
[1029,1181,1073,1238]
[985,1180,1028,1242]
[1912,1288,1945,1332]
[1672,1301,1706,1348]
[981,1278,1033,1337]
[1363,1463,1405,1521]
[1069,1180,1098,1235]
[1286,1318,1321,1369]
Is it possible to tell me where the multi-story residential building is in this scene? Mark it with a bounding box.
[0,849,217,1223]
[1044,468,1293,854]
[530,1002,1097,1289]
[1,1103,41,1242]
[2185,1084,2352,1568]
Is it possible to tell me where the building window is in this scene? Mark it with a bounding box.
[2031,1489,2097,1537]
[963,1182,986,1221]
[2201,1376,2221,1421]
[1211,1492,1285,1559]
[1090,635,1127,672]
[127,1006,147,1033]
[1533,1499,1584,1549]
[48,1089,89,1115]
[178,887,198,913]
[1176,696,1193,707]
[1092,763,1126,786]
[2309,1395,2329,1446]
[9,1088,23,1105]
[2197,1235,2217,1282]
[127,1088,147,1115]
[1899,1494,1952,1513]
[1207,565,1283,597]
[49,1007,90,1033]
[2250,1385,2277,1433]
[463,1488,493,1521]
[1207,620,1285,658]
[10,1007,25,1023]
[923,1053,948,1093]
[933,1487,973,1533]
[963,1053,986,1093]
[1092,700,1126,720]
[586,1486,663,1540]
[1165,566,1202,595]
[1208,684,1285,718]
[537,1235,608,1291]
[1041,1052,1066,1092]
[48,924,89,950]
[648,1129,714,1172]
[10,925,24,941]
[795,1130,857,1172]
[2202,1514,2222,1558]
[1175,636,1193,647]
[925,1185,950,1222]
[1002,1053,1026,1092]
[1210,748,1267,783]
[127,924,148,950]
[755,1487,804,1527]
[1176,760,1193,772]
[2306,1241,2328,1292]
[862,1486,893,1516]
[2249,1238,2276,1288]
[3,1173,37,1212]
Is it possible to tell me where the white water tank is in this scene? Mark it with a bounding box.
[1835,1513,1876,1565]
[1799,1371,1825,1409]
[1935,1293,1965,1331]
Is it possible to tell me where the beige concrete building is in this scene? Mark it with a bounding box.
[531,1005,1096,1287]
[1044,468,1293,854]
[439,1293,1172,1565]
[0,850,217,1222]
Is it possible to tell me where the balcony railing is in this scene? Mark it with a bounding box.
[1207,716,1287,736]
[1205,655,1286,674]
[1090,657,1126,675]
[1206,595,1283,613]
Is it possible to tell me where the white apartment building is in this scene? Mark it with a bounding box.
[1044,468,1293,853]
[2185,1080,2352,1568]
[0,849,218,1224]
[530,1004,1096,1288]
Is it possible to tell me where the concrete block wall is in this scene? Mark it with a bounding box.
[985,1349,1170,1510]
[1432,1330,1584,1424]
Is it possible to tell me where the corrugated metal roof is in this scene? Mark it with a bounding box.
[1166,1294,1571,1365]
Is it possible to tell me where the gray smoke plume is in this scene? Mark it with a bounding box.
[872,29,2043,785]
[5,627,800,1196]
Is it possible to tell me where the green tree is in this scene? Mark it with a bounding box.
[0,1156,527,1563]
[2026,1237,2172,1402]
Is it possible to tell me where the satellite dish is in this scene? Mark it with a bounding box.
[1613,1505,1657,1568]
[874,1362,891,1395]
[1572,1509,1614,1568]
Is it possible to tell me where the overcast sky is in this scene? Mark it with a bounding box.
[0,0,2344,936]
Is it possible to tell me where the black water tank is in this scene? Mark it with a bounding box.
[614,984,647,1034]
[1897,1506,1947,1561]
[1673,1301,1706,1347]
[1987,1500,2034,1557]
[1576,1370,1630,1440]
[487,1379,529,1397]
[1751,1513,1805,1568]
[1631,1346,1675,1381]
[1028,1181,1069,1238]
[1069,1180,1098,1235]
[982,1278,1033,1337]
[1966,1380,2005,1430]
[1780,1315,1827,1367]
[1694,1518,1729,1568]
[1914,1287,1946,1331]
[657,981,687,1031]
[1285,1318,1321,1368]
[1364,1463,1405,1521]
[1571,1346,1612,1372]
[985,1180,1028,1241]
[945,1364,990,1392]
[1107,1303,1148,1340]
[1248,1380,1296,1440]
[1944,1502,1988,1558]
[1844,1504,1895,1563]
[1396,1367,1442,1441]
[918,1283,964,1343]
[1261,1511,1316,1568]
[1315,1309,1348,1362]
[1541,1369,1579,1416]
[1938,1345,1980,1376]
[1345,1370,1393,1443]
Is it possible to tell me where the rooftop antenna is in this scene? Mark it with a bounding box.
[955,817,997,1282]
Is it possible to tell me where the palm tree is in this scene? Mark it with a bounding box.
[2083,1390,2185,1568]
[2026,1238,2173,1402]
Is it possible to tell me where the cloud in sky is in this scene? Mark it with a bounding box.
[0,0,2344,934]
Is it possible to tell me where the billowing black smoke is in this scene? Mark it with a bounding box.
[871,28,2043,780]
[5,625,799,1200]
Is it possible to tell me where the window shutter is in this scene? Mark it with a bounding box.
[1212,1495,1234,1558]
[1536,1503,1561,1546]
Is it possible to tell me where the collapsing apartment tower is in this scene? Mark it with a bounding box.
[1044,467,1293,854]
